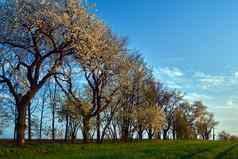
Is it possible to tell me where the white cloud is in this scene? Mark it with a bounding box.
[159,67,184,78]
[234,72,238,79]
[154,66,238,135]
[193,72,225,89]
[193,70,238,90]
[226,100,234,106]
[184,92,213,102]
[225,96,238,108]
[154,67,186,90]
[164,80,183,89]
[193,72,207,78]
[156,68,238,92]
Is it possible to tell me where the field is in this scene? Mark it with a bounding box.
[1,140,238,159]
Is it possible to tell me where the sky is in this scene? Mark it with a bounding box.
[92,0,238,135]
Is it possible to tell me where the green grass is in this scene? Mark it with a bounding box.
[1,140,238,159]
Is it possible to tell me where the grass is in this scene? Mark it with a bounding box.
[0,140,238,159]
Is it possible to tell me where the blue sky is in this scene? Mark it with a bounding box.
[92,0,238,135]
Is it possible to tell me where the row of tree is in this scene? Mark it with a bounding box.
[218,131,238,141]
[0,0,218,145]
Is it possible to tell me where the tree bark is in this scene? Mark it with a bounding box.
[172,128,176,140]
[13,106,17,141]
[147,128,153,140]
[70,123,78,144]
[163,129,168,140]
[52,103,55,142]
[157,131,161,140]
[15,87,38,145]
[71,134,77,144]
[27,103,32,141]
[16,103,27,145]
[51,85,57,142]
[64,114,69,142]
[100,111,117,143]
[82,116,90,143]
[39,107,44,140]
[96,113,101,143]
[39,95,45,140]
[138,125,143,140]
[138,131,143,140]
[121,124,129,142]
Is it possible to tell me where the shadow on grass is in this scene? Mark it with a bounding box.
[214,144,238,159]
[182,147,215,159]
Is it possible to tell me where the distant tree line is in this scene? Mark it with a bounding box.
[218,131,238,141]
[0,0,218,145]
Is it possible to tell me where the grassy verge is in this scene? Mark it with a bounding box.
[0,140,237,159]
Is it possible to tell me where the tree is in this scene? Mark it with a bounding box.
[143,80,165,139]
[218,131,231,141]
[172,102,196,140]
[193,101,218,140]
[133,79,165,140]
[99,93,122,143]
[0,0,220,144]
[39,90,47,140]
[75,28,127,143]
[158,90,183,140]
[48,83,61,142]
[26,101,40,141]
[0,0,101,145]
[133,106,165,140]
[55,25,129,143]
[174,109,191,139]
[58,98,84,143]
[117,54,148,142]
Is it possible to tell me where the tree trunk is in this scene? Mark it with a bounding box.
[163,129,168,140]
[121,114,130,142]
[148,128,153,140]
[212,128,215,141]
[52,103,55,142]
[121,125,129,142]
[27,103,32,141]
[71,134,77,144]
[110,122,118,141]
[205,132,210,140]
[82,116,90,143]
[13,106,17,141]
[16,104,27,145]
[96,113,101,143]
[138,131,143,140]
[64,114,69,142]
[39,109,44,140]
[138,125,143,140]
[14,123,17,141]
[100,129,106,143]
[100,113,115,143]
[172,128,176,140]
[100,121,109,143]
[70,124,78,144]
[157,131,161,140]
[51,85,57,142]
[39,95,45,140]
[16,90,37,145]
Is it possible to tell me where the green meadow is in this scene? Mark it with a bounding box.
[1,141,238,159]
